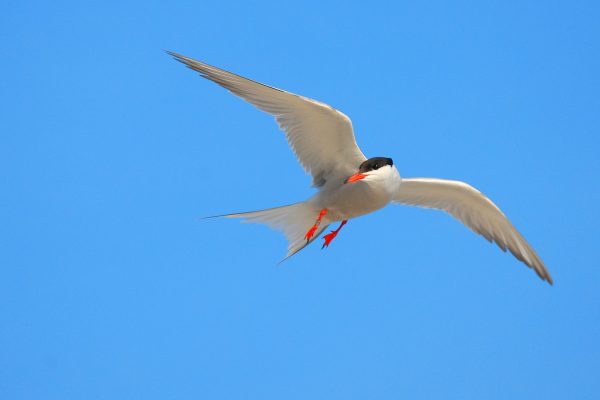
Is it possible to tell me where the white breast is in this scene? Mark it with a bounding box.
[313,165,401,221]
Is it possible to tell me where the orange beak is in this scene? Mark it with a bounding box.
[344,172,368,184]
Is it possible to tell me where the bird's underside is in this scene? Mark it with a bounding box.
[168,51,553,285]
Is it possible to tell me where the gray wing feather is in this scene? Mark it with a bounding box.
[394,178,553,284]
[168,51,366,187]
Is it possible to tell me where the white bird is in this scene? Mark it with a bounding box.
[168,51,553,285]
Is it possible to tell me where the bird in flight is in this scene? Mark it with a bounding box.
[168,51,552,285]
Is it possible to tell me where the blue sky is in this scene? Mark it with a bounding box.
[2,1,599,399]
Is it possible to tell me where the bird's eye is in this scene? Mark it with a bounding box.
[373,164,379,170]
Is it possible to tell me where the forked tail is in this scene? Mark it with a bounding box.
[216,202,330,260]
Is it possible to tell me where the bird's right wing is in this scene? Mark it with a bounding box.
[168,51,367,188]
[393,178,552,284]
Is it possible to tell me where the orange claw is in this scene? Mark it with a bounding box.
[304,208,328,242]
[304,225,318,241]
[322,231,338,248]
[321,220,347,249]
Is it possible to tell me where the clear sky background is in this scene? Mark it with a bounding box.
[2,1,599,399]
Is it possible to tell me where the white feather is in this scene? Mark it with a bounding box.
[168,51,366,189]
[393,178,553,284]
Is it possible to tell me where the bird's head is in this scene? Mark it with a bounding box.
[344,157,395,183]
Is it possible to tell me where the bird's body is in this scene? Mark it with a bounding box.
[313,163,402,222]
[168,51,553,285]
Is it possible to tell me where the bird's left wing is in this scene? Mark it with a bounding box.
[393,178,553,284]
[168,51,366,188]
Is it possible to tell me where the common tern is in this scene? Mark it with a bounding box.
[168,51,552,285]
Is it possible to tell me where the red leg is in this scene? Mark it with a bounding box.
[322,220,347,249]
[304,208,328,242]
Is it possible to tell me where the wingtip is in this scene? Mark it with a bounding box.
[537,263,554,286]
[536,268,554,286]
[165,50,189,64]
